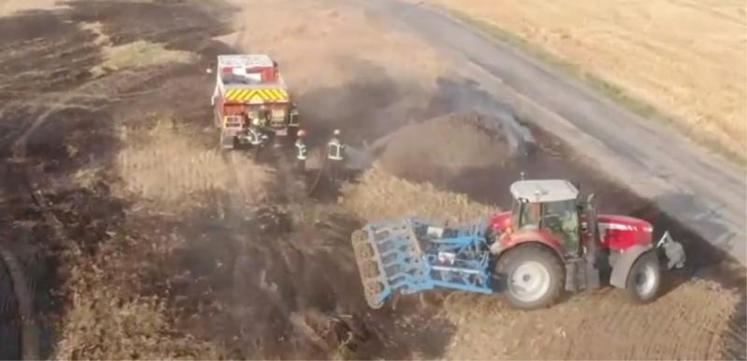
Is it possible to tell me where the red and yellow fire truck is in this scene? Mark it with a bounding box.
[210,54,299,149]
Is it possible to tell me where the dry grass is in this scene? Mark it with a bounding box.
[439,279,741,359]
[91,40,196,77]
[340,163,499,223]
[71,166,102,189]
[0,0,63,16]
[55,231,226,360]
[431,0,747,161]
[113,118,272,210]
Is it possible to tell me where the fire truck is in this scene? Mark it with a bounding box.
[210,54,300,150]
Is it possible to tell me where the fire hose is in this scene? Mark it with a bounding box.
[306,148,329,197]
[305,135,390,197]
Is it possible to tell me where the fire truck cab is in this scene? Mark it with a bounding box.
[210,54,299,149]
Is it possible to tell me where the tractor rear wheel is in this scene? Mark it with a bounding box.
[625,250,661,304]
[495,244,564,310]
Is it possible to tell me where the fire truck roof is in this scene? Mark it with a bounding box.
[510,179,579,203]
[217,54,274,69]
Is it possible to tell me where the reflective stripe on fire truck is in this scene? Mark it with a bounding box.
[223,88,289,102]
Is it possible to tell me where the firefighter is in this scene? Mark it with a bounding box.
[247,125,263,146]
[246,114,263,146]
[327,129,345,184]
[294,129,308,172]
[327,129,344,160]
[250,107,269,134]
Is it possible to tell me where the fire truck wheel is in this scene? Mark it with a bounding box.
[495,244,564,310]
[625,250,661,304]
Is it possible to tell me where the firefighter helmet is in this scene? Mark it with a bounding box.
[333,129,340,136]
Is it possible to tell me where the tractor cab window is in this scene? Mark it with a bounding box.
[512,198,541,230]
[542,199,580,254]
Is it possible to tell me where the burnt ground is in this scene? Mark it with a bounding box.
[0,1,451,359]
[0,0,744,360]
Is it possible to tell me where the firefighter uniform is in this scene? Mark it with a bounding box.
[247,126,263,146]
[295,129,307,172]
[327,130,344,161]
[241,114,258,146]
[327,129,345,183]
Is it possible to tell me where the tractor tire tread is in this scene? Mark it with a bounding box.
[495,243,564,310]
[624,250,661,304]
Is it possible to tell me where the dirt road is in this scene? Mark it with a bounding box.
[356,0,747,265]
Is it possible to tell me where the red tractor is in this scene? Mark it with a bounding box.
[351,179,686,310]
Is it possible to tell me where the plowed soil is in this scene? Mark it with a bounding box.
[378,112,511,180]
[0,0,744,360]
[440,279,739,360]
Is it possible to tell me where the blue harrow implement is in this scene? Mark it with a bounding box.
[350,218,494,309]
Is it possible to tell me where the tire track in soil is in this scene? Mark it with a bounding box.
[0,244,38,360]
[0,116,52,359]
[0,1,233,359]
[0,243,22,360]
[213,143,449,359]
[0,21,186,360]
[0,94,94,360]
[217,149,353,358]
[0,96,63,360]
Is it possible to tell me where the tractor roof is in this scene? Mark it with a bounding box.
[217,54,274,68]
[510,179,579,203]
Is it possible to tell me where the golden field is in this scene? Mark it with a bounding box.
[430,0,747,161]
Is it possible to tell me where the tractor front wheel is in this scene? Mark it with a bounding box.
[495,244,564,310]
[625,251,661,304]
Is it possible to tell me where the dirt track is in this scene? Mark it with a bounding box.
[0,0,744,360]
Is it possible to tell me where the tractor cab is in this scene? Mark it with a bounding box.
[508,179,582,256]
